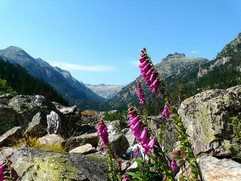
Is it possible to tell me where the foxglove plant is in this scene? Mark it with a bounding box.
[125,48,202,180]
[97,119,122,181]
[128,105,156,154]
[139,48,167,96]
[97,119,109,148]
[136,81,145,105]
[0,152,19,181]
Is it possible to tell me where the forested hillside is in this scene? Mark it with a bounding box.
[0,59,68,105]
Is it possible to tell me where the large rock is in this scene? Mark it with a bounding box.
[107,120,129,157]
[24,112,47,137]
[0,147,108,181]
[178,85,241,157]
[69,143,97,154]
[0,126,21,146]
[38,134,65,146]
[198,156,241,181]
[63,132,99,152]
[0,94,82,140]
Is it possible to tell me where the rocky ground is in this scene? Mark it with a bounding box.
[0,85,241,180]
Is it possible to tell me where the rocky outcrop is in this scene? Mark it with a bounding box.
[0,94,83,142]
[0,147,108,181]
[178,85,241,157]
[198,156,241,181]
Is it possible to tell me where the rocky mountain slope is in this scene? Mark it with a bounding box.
[85,84,124,99]
[108,53,208,113]
[108,33,241,113]
[0,46,104,110]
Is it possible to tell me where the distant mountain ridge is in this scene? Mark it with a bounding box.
[85,84,124,99]
[0,46,105,110]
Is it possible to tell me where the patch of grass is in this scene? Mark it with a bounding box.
[13,136,64,152]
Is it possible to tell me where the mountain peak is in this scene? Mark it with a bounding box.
[166,52,186,59]
[6,46,24,51]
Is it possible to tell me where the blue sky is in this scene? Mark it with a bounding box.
[0,0,241,85]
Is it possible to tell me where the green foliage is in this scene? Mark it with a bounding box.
[13,136,64,152]
[104,111,125,121]
[228,116,241,161]
[0,60,68,105]
[0,79,16,95]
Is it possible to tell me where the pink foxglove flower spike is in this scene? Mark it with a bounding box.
[136,81,145,105]
[97,120,109,148]
[128,105,156,154]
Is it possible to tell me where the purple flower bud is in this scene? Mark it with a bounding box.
[122,174,128,181]
[171,160,179,173]
[162,105,170,119]
[147,137,156,150]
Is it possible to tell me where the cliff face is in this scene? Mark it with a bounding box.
[178,85,241,158]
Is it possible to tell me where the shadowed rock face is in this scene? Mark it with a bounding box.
[178,85,241,157]
[0,147,108,181]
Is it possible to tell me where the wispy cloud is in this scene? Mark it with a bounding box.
[49,62,116,72]
[191,50,198,54]
[129,61,139,66]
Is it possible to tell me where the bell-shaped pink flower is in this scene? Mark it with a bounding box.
[122,174,128,181]
[139,129,148,143]
[147,137,156,150]
[139,56,146,63]
[139,60,148,68]
[171,160,179,173]
[162,105,170,119]
[129,116,139,125]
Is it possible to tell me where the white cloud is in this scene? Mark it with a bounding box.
[129,61,139,66]
[49,61,116,72]
[191,50,198,54]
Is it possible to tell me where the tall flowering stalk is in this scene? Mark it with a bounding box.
[128,48,202,180]
[97,120,109,148]
[97,119,116,181]
[128,105,155,154]
[136,81,145,105]
[139,48,167,97]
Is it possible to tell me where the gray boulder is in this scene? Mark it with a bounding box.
[107,120,129,157]
[0,126,21,146]
[0,147,108,181]
[198,156,241,181]
[178,85,241,157]
[63,132,99,152]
